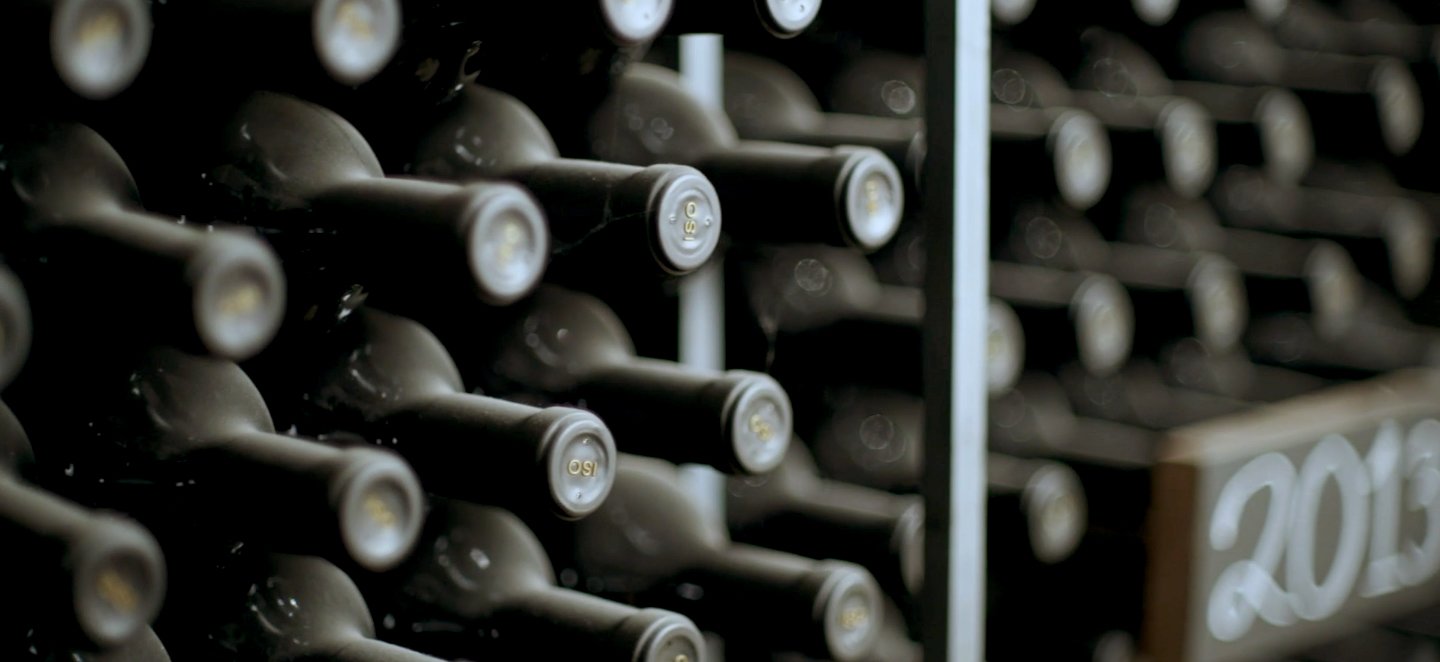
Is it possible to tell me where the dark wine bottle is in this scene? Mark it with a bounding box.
[0,265,33,390]
[1122,185,1365,340]
[407,82,723,276]
[1302,161,1440,322]
[722,52,926,192]
[1003,204,1249,356]
[986,378,1162,660]
[991,103,1113,211]
[367,498,706,661]
[988,371,1159,534]
[1172,81,1315,184]
[988,452,1088,566]
[993,0,1037,27]
[423,285,794,476]
[147,0,401,88]
[729,244,922,385]
[0,121,286,360]
[987,367,1228,595]
[990,37,1215,200]
[996,38,1221,205]
[1012,0,1180,31]
[1274,0,1438,63]
[311,0,498,125]
[159,553,442,662]
[1057,360,1253,430]
[728,242,1023,400]
[587,63,905,252]
[727,443,925,601]
[15,347,425,571]
[991,41,1078,108]
[765,597,921,662]
[189,90,552,307]
[1,626,171,661]
[546,455,885,662]
[1210,166,1436,299]
[1072,89,1218,201]
[991,261,1135,378]
[430,1,672,156]
[1246,312,1440,379]
[808,386,925,493]
[989,370,1084,454]
[1043,27,1317,185]
[1158,337,1331,402]
[1180,11,1424,158]
[251,306,619,520]
[987,298,1028,396]
[0,401,164,651]
[867,219,926,290]
[1061,26,1193,97]
[0,0,151,101]
[1303,158,1440,218]
[667,0,824,38]
[826,50,926,119]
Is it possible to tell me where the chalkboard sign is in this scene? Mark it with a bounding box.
[1146,369,1440,661]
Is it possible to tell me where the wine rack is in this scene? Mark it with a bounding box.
[986,1,1440,661]
[20,0,1440,661]
[0,1,981,661]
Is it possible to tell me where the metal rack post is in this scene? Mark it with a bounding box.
[923,0,989,661]
[677,33,728,528]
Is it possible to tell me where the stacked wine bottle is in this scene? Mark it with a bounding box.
[980,0,1440,660]
[0,0,946,660]
[11,0,1440,660]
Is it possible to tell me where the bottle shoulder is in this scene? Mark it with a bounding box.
[410,85,562,180]
[208,92,384,210]
[1,122,145,219]
[588,64,739,166]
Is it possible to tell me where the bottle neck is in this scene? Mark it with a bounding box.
[729,475,925,598]
[377,393,614,519]
[0,477,163,649]
[693,142,901,251]
[497,585,658,657]
[809,114,924,177]
[576,362,791,474]
[682,545,881,660]
[1102,243,1203,290]
[27,202,282,358]
[1279,48,1389,92]
[0,476,101,557]
[990,262,1090,309]
[166,430,422,570]
[502,157,727,278]
[304,178,491,291]
[737,478,918,539]
[1213,228,1316,277]
[1170,81,1265,122]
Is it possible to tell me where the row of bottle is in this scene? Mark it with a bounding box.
[5,0,836,100]
[0,272,954,662]
[965,1,1440,659]
[16,0,1374,658]
[0,1,961,661]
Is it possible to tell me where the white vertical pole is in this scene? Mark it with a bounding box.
[950,0,990,659]
[676,33,728,529]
